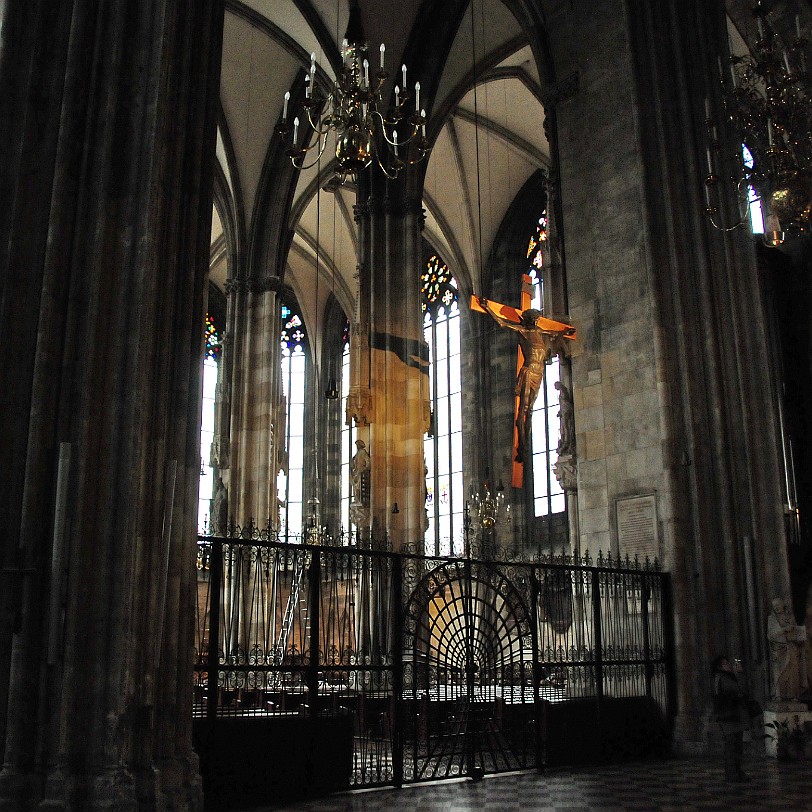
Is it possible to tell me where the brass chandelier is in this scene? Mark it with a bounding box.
[277,36,430,182]
[470,476,509,530]
[704,3,811,246]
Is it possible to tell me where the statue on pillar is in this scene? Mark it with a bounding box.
[555,381,575,456]
[211,476,229,536]
[767,597,809,701]
[349,439,371,530]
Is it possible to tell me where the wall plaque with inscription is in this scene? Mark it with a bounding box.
[615,493,658,563]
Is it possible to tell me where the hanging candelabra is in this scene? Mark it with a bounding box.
[469,475,510,530]
[277,38,430,182]
[704,3,811,245]
[304,495,328,544]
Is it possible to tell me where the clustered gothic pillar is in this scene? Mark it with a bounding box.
[219,277,282,529]
[546,0,788,746]
[0,2,223,809]
[348,174,430,550]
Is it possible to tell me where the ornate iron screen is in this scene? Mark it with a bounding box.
[193,532,674,800]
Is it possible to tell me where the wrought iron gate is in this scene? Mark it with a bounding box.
[402,558,535,780]
[193,531,673,803]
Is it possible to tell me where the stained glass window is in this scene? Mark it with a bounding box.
[199,313,221,532]
[525,215,565,517]
[204,313,221,360]
[423,255,464,556]
[527,212,547,306]
[278,302,307,540]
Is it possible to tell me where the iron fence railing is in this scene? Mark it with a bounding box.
[193,533,674,789]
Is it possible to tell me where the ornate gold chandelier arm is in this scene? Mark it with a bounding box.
[704,175,752,232]
[289,132,329,171]
[280,44,431,181]
[707,5,812,240]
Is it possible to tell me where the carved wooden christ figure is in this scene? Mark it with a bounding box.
[471,285,576,487]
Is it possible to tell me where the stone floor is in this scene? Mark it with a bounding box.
[248,756,812,812]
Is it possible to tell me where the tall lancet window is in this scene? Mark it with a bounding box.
[278,301,307,540]
[422,255,464,556]
[339,320,356,539]
[527,213,565,517]
[199,313,221,532]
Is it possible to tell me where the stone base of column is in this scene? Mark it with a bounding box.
[669,710,709,755]
[153,752,202,812]
[0,767,36,812]
[33,767,138,812]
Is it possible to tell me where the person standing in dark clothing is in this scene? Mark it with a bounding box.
[712,655,751,782]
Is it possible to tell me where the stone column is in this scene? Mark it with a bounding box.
[0,2,223,809]
[545,0,787,748]
[222,277,281,529]
[349,175,430,551]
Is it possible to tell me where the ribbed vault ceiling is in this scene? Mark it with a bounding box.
[213,0,551,341]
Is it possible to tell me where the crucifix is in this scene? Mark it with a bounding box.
[471,274,576,488]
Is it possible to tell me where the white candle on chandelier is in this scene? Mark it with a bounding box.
[305,71,311,98]
[363,58,369,87]
[704,96,712,120]
[783,50,792,75]
[415,81,420,112]
[393,130,398,156]
[421,109,426,138]
[283,91,290,121]
[293,116,299,143]
[401,64,407,90]
[705,145,714,175]
[380,43,385,70]
[395,85,400,106]
[796,15,802,39]
[311,51,316,70]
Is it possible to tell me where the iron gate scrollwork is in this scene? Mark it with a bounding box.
[194,533,674,798]
[401,558,536,780]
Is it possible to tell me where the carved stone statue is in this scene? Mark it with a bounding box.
[211,476,228,536]
[555,380,575,456]
[767,597,809,701]
[349,439,371,528]
[478,297,571,463]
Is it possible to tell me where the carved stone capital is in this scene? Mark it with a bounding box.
[540,72,579,113]
[224,277,246,295]
[353,200,371,223]
[404,197,427,228]
[553,453,578,492]
[346,386,374,426]
[246,275,281,294]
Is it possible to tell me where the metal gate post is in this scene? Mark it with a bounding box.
[206,538,223,722]
[641,578,652,699]
[530,564,543,769]
[662,574,677,720]
[307,548,321,717]
[391,553,403,787]
[591,568,603,737]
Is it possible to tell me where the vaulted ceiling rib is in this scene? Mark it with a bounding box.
[214,0,552,337]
